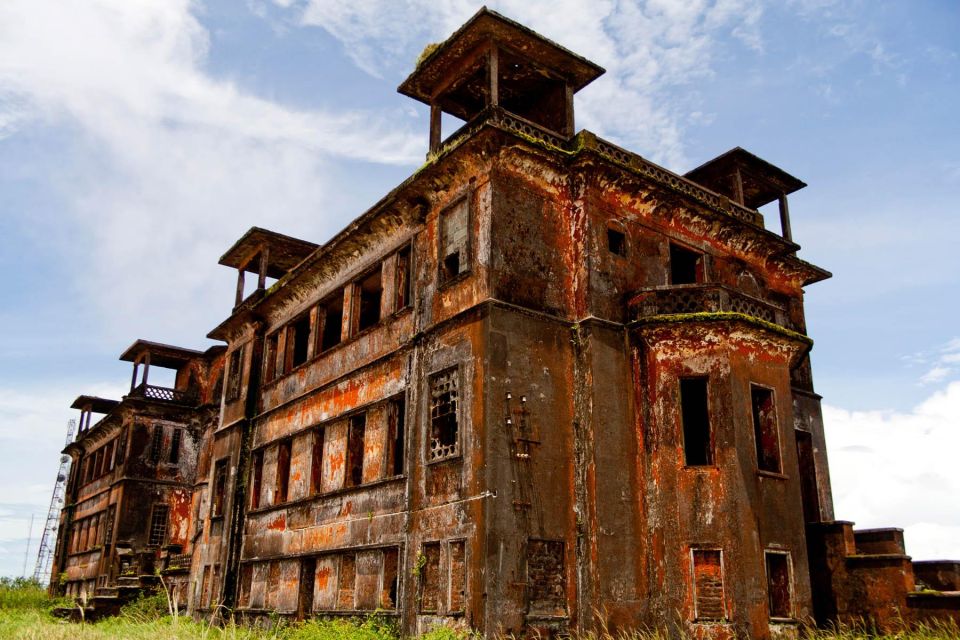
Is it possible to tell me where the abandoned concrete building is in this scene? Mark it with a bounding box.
[51,8,960,638]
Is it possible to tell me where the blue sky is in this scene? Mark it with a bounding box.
[0,0,957,579]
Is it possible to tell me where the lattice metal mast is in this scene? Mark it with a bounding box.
[33,419,75,585]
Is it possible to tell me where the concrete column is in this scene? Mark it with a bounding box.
[429,104,442,154]
[779,193,793,243]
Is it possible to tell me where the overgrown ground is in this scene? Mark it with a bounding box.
[1,578,957,640]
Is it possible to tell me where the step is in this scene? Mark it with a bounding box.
[854,528,906,555]
[914,561,960,591]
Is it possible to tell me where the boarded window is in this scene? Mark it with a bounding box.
[317,291,344,353]
[607,227,627,257]
[440,199,469,283]
[150,426,164,464]
[285,314,311,373]
[381,547,399,610]
[419,542,441,613]
[310,428,325,495]
[680,377,713,466]
[396,245,412,310]
[766,552,792,619]
[692,549,725,621]
[387,395,405,476]
[276,439,292,503]
[752,386,781,473]
[527,539,565,615]
[226,346,244,402]
[169,428,182,464]
[264,332,280,382]
[238,564,253,608]
[670,243,704,285]
[354,268,383,333]
[429,368,459,461]
[148,504,168,546]
[448,540,466,614]
[346,414,366,488]
[250,450,263,510]
[212,458,228,518]
[338,554,356,610]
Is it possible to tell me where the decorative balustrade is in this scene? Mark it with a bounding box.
[628,284,799,333]
[130,383,198,405]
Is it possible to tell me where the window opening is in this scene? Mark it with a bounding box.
[381,547,399,609]
[440,199,469,283]
[150,426,164,464]
[680,377,713,466]
[448,540,466,614]
[670,243,704,285]
[148,504,169,546]
[169,428,182,464]
[212,459,228,518]
[607,228,627,257]
[276,439,292,504]
[286,314,311,372]
[346,414,366,488]
[396,245,412,310]
[264,332,279,383]
[226,346,244,402]
[751,386,781,473]
[311,428,325,495]
[419,542,441,613]
[317,290,344,353]
[250,449,264,510]
[429,368,459,461]
[338,554,356,610]
[692,549,725,621]
[765,551,792,619]
[355,268,383,333]
[387,396,405,476]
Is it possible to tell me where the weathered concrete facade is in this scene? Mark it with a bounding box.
[51,8,959,637]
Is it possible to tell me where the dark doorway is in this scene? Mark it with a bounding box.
[297,556,316,621]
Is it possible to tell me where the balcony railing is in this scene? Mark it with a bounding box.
[129,383,198,405]
[628,284,800,333]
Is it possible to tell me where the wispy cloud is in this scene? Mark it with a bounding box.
[279,0,768,168]
[824,380,960,559]
[905,338,960,386]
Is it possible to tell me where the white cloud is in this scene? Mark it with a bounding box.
[0,0,423,343]
[824,380,960,560]
[281,0,768,168]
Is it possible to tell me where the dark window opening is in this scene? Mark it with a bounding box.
[148,504,168,546]
[766,552,792,619]
[226,346,244,402]
[381,547,399,609]
[346,414,366,488]
[670,243,704,285]
[238,565,253,609]
[310,428,325,495]
[419,542,441,613]
[440,199,469,283]
[264,332,279,383]
[752,386,781,473]
[297,556,316,621]
[355,268,383,333]
[169,428,182,464]
[150,426,164,464]
[317,291,344,353]
[449,540,466,613]
[680,377,713,466]
[607,228,627,257]
[212,459,228,518]
[250,450,263,510]
[276,439,291,504]
[286,314,311,373]
[338,554,356,610]
[396,245,412,310]
[116,429,127,464]
[387,396,405,476]
[693,549,725,621]
[429,368,459,461]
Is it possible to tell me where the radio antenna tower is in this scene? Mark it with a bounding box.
[33,418,76,585]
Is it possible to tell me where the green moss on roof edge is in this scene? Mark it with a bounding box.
[629,311,813,346]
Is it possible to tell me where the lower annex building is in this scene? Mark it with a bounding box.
[51,8,960,639]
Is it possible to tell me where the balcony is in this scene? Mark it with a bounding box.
[129,382,198,406]
[627,283,800,334]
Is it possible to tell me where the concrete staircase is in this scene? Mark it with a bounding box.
[807,521,960,631]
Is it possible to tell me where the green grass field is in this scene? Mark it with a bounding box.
[1,578,957,640]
